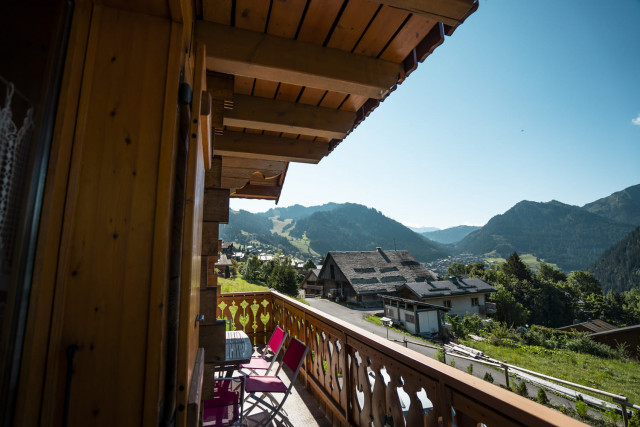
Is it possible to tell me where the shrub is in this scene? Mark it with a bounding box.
[575,400,587,419]
[603,408,620,427]
[483,372,494,383]
[628,409,640,427]
[434,349,445,363]
[516,381,528,397]
[449,360,456,368]
[467,364,473,375]
[537,389,549,405]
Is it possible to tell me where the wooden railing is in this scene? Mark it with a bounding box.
[217,291,585,427]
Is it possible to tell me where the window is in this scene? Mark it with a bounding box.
[330,264,335,279]
[405,313,415,323]
[471,297,479,306]
[443,300,452,308]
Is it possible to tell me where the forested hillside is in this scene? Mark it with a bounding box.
[422,225,480,244]
[588,226,640,292]
[289,203,448,262]
[582,184,640,226]
[455,200,635,271]
[258,203,339,220]
[219,210,298,253]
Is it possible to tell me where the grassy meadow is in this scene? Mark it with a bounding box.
[462,339,640,405]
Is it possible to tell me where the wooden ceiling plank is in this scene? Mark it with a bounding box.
[224,94,356,139]
[262,130,281,137]
[225,125,244,132]
[280,132,299,139]
[276,82,302,103]
[369,0,478,29]
[298,87,326,106]
[379,15,435,62]
[232,185,281,199]
[297,0,344,44]
[267,0,308,38]
[326,0,380,53]
[214,131,328,163]
[234,76,254,95]
[244,128,263,134]
[235,0,270,32]
[202,0,232,24]
[319,91,348,109]
[222,157,286,170]
[252,79,279,98]
[340,94,369,112]
[353,6,409,57]
[223,167,284,180]
[196,21,403,99]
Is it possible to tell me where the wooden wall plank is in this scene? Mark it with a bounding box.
[143,19,184,427]
[14,1,94,425]
[36,6,173,425]
[176,43,207,427]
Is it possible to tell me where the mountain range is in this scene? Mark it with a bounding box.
[220,184,640,289]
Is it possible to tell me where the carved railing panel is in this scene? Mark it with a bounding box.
[219,291,584,427]
[216,292,273,345]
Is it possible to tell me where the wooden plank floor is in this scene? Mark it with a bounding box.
[240,356,331,426]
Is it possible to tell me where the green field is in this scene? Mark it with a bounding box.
[461,339,640,405]
[484,252,559,271]
[219,276,268,293]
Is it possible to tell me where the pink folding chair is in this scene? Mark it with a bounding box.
[202,377,244,426]
[239,326,287,375]
[243,338,308,426]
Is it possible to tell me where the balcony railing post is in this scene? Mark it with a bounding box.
[343,340,351,425]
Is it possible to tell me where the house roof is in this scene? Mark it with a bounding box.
[400,276,496,299]
[380,294,450,312]
[221,241,233,249]
[215,254,233,267]
[324,249,438,295]
[197,1,478,201]
[589,323,640,337]
[557,319,617,334]
[301,268,321,287]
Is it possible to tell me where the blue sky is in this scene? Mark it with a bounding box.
[231,0,640,229]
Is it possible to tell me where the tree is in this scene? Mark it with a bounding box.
[565,271,602,300]
[502,252,530,281]
[446,262,466,276]
[491,288,529,326]
[267,263,299,296]
[242,255,261,281]
[536,263,566,283]
[302,258,316,270]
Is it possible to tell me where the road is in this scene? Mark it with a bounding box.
[306,298,605,419]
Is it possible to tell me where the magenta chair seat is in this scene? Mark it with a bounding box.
[202,377,244,426]
[239,356,270,371]
[245,375,289,394]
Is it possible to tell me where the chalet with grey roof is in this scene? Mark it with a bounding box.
[395,276,497,318]
[317,248,438,306]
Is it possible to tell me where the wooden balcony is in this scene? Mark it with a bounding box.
[215,291,585,427]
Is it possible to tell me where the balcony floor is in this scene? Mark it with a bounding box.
[237,359,332,427]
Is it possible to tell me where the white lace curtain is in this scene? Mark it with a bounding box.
[0,78,34,274]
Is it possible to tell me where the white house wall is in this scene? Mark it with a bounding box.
[418,311,439,334]
[429,294,486,318]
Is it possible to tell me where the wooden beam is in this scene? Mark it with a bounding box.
[221,157,285,170]
[224,94,356,139]
[195,21,403,99]
[214,131,328,164]
[370,0,478,29]
[232,184,281,199]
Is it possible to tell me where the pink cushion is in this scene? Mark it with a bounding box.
[202,403,239,426]
[239,357,270,371]
[244,375,288,394]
